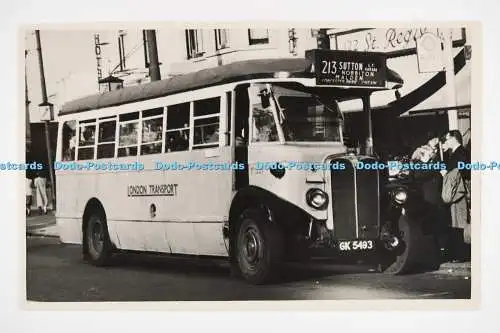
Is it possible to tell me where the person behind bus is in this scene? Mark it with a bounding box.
[34,172,49,214]
[410,137,448,254]
[441,130,470,181]
[440,130,470,262]
[26,176,33,216]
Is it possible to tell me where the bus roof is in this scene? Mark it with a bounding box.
[59,57,403,116]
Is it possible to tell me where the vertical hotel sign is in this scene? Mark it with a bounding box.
[94,34,103,83]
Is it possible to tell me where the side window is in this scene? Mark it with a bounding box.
[97,119,116,159]
[118,112,139,157]
[62,120,76,161]
[77,119,96,160]
[251,86,278,142]
[141,108,163,155]
[165,103,190,153]
[193,97,220,149]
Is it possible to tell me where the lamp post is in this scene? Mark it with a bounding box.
[35,30,56,209]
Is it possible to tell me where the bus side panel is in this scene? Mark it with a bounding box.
[56,217,82,244]
[187,146,232,256]
[193,223,228,257]
[55,171,83,244]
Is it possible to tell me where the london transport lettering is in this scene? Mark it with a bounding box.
[307,49,386,87]
[127,184,178,197]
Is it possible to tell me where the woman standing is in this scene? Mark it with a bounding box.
[34,172,48,214]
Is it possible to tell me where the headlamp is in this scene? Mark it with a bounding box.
[392,188,408,204]
[306,188,329,210]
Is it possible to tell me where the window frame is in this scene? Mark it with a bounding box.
[164,102,191,153]
[192,97,222,149]
[96,116,117,159]
[140,111,164,156]
[76,119,97,160]
[186,29,205,59]
[215,29,229,51]
[117,116,141,157]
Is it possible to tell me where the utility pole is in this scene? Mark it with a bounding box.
[145,30,161,81]
[443,28,458,130]
[35,30,56,209]
[25,48,31,155]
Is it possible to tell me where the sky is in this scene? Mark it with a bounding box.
[25,28,184,122]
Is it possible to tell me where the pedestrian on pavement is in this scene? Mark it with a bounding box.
[26,176,33,216]
[440,130,470,262]
[410,136,449,258]
[34,172,49,214]
[441,130,470,181]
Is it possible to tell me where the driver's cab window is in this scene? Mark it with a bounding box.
[250,84,279,143]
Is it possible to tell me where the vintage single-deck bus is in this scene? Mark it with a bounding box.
[56,49,440,284]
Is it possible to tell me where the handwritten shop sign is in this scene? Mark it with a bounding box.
[334,28,463,53]
[307,49,387,88]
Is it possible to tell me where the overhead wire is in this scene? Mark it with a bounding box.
[110,38,145,75]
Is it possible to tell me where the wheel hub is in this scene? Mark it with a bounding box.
[90,220,104,255]
[243,228,260,264]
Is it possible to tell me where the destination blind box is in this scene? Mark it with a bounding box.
[305,49,388,88]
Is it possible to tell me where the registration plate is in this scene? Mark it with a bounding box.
[337,239,376,251]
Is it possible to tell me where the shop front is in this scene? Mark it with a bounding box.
[329,27,471,159]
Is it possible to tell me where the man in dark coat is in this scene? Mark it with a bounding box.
[440,130,471,262]
[441,130,470,181]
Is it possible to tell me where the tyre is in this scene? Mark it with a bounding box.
[84,211,113,266]
[381,215,423,275]
[235,208,284,284]
[420,234,442,271]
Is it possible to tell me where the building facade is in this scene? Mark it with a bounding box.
[25,26,472,166]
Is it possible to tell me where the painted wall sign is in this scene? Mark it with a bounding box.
[334,28,463,53]
[307,49,387,87]
[127,184,178,197]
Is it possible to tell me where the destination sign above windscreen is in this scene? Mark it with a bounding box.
[306,49,387,88]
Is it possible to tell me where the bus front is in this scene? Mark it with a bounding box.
[230,49,408,283]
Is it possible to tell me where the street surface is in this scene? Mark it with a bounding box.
[26,235,471,301]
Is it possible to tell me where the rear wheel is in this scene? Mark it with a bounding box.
[235,208,284,284]
[84,211,113,266]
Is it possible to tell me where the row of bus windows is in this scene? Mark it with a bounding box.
[61,97,223,161]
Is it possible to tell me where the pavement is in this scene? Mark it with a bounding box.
[26,211,58,237]
[24,211,471,276]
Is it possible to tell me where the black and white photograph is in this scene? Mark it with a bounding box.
[23,24,476,303]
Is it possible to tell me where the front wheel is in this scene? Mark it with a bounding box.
[235,208,284,284]
[380,215,423,275]
[84,211,114,266]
